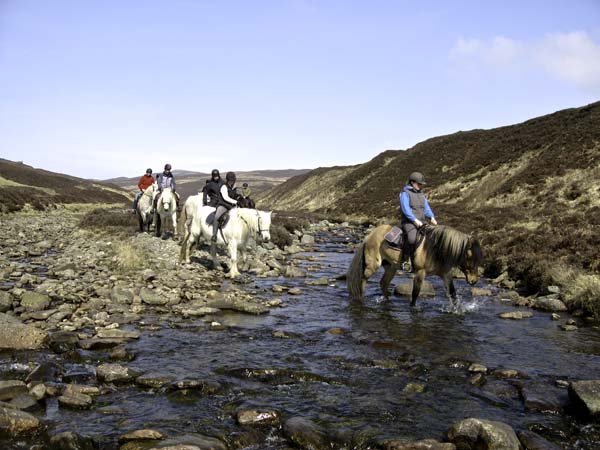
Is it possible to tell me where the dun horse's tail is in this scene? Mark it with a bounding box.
[347,242,365,300]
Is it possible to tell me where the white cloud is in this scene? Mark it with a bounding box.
[449,31,600,94]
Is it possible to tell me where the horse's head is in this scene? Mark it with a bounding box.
[461,237,484,285]
[257,211,272,243]
[160,188,173,211]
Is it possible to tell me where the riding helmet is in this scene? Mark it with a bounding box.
[409,172,426,185]
[164,163,172,171]
[242,182,248,188]
[146,168,153,174]
[211,169,220,178]
[226,172,236,182]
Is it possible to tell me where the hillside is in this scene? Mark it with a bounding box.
[106,168,310,200]
[260,102,600,299]
[0,159,130,212]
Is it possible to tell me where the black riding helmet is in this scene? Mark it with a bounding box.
[164,163,172,171]
[226,172,236,183]
[211,169,220,178]
[409,171,426,185]
[146,168,153,174]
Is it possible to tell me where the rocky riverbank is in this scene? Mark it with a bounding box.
[0,209,599,449]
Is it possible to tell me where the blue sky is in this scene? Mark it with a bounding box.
[1,1,599,179]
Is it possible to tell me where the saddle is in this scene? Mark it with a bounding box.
[384,226,403,249]
[206,211,231,228]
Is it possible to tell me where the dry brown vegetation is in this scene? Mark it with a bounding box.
[261,102,600,314]
[0,159,130,212]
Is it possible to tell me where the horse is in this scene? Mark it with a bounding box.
[136,183,158,233]
[154,187,178,239]
[179,198,272,278]
[347,224,483,307]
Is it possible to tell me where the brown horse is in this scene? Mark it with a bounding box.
[347,224,483,307]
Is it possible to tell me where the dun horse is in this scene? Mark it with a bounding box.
[179,195,272,278]
[154,187,178,239]
[347,225,483,307]
[136,183,157,233]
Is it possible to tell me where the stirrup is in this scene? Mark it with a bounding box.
[211,234,217,242]
[402,261,412,272]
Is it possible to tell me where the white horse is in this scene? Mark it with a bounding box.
[179,198,272,278]
[136,183,158,233]
[154,187,178,239]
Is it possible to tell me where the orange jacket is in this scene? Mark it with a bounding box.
[138,174,155,191]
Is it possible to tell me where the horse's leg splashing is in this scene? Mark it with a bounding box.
[442,273,465,314]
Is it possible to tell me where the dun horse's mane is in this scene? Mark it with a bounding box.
[424,225,474,266]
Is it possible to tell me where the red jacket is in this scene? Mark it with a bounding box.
[138,174,155,191]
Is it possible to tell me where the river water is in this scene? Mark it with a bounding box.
[2,227,600,449]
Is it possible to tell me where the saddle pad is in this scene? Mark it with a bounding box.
[205,211,230,228]
[384,226,403,247]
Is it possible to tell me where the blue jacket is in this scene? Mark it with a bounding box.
[399,185,434,223]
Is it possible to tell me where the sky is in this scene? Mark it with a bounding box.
[1,1,599,179]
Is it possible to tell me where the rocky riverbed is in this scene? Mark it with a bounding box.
[0,209,599,450]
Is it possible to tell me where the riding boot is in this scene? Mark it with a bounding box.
[401,244,414,272]
[211,221,219,242]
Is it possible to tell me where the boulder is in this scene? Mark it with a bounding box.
[285,265,307,278]
[283,417,329,450]
[0,381,28,401]
[119,428,164,441]
[498,311,533,320]
[533,296,567,312]
[0,291,13,312]
[236,408,281,426]
[20,291,50,311]
[111,286,134,304]
[447,418,520,450]
[383,439,456,450]
[96,363,137,383]
[0,405,40,434]
[517,430,562,450]
[300,234,315,245]
[140,288,169,306]
[0,313,48,349]
[569,380,600,417]
[49,431,95,450]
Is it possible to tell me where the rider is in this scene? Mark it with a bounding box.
[204,169,223,207]
[133,168,154,212]
[212,171,238,242]
[399,171,438,270]
[155,163,180,211]
[240,182,251,199]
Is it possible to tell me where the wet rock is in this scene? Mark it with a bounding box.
[140,287,169,306]
[79,338,126,350]
[403,383,425,393]
[20,291,50,311]
[468,364,487,373]
[498,311,533,320]
[493,369,520,379]
[49,331,80,353]
[0,381,28,401]
[49,431,95,450]
[283,417,329,450]
[58,391,93,409]
[569,380,600,417]
[327,327,345,335]
[469,373,486,386]
[150,433,227,450]
[0,291,13,312]
[0,313,48,349]
[178,306,221,317]
[550,313,560,321]
[111,345,136,361]
[520,384,568,414]
[447,418,520,450]
[288,288,302,295]
[517,430,562,450]
[300,234,315,245]
[271,285,286,293]
[28,383,46,400]
[9,393,38,410]
[96,328,141,339]
[285,265,307,278]
[236,408,281,426]
[136,373,176,389]
[561,324,577,331]
[533,296,567,312]
[0,405,40,433]
[168,379,221,394]
[383,439,456,450]
[394,280,435,298]
[96,363,138,383]
[120,428,164,441]
[471,287,492,296]
[285,244,304,254]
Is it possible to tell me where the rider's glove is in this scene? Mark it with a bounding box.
[430,218,438,225]
[414,219,423,227]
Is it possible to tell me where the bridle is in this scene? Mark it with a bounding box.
[239,210,269,241]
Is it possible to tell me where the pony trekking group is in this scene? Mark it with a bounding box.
[131,163,269,279]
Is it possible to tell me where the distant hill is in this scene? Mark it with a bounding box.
[106,169,311,200]
[260,102,600,297]
[0,159,130,212]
